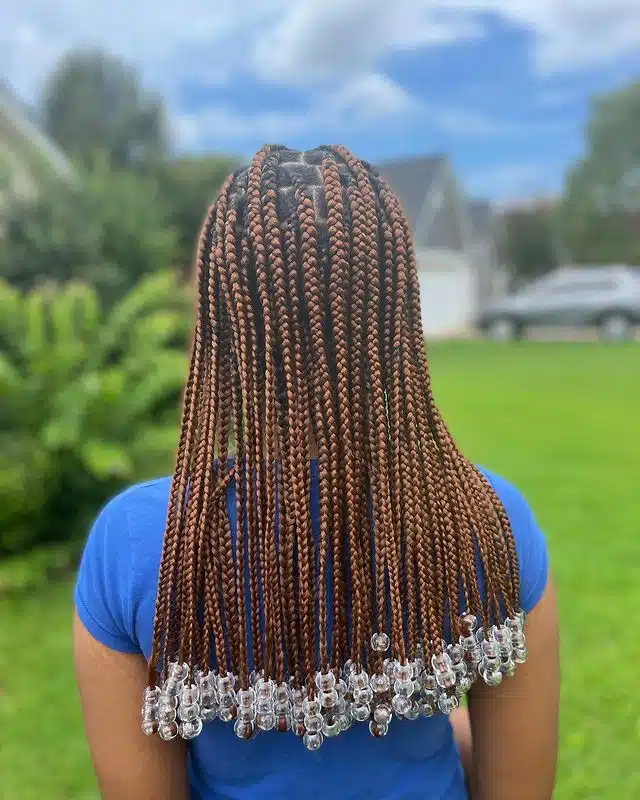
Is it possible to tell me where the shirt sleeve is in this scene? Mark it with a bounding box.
[483,471,549,613]
[74,491,140,653]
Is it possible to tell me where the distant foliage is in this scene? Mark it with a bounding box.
[0,271,189,556]
[560,81,640,265]
[155,154,240,273]
[41,49,169,171]
[0,153,180,302]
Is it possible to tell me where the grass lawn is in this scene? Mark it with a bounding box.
[1,341,639,798]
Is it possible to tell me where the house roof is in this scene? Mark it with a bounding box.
[375,154,446,230]
[0,79,74,180]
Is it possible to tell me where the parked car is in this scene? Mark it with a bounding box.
[477,265,640,341]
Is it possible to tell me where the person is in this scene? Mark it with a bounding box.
[73,145,559,799]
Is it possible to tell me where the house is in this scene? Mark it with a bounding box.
[0,80,74,203]
[376,155,504,338]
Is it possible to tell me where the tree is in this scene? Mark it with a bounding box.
[155,154,240,273]
[0,271,189,557]
[559,81,640,264]
[41,49,169,171]
[0,152,180,302]
[499,205,560,287]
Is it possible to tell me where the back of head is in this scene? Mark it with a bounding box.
[145,144,526,747]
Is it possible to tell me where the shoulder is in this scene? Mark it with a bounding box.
[74,477,171,654]
[478,468,549,614]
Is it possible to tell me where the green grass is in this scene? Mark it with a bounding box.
[1,341,639,798]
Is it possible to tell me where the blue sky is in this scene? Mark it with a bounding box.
[2,0,640,201]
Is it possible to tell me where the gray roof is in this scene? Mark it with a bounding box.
[0,80,74,179]
[375,155,445,230]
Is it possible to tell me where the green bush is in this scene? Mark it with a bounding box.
[0,270,189,558]
[0,153,180,303]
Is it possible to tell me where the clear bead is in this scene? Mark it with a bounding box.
[481,669,503,687]
[373,703,392,724]
[235,687,255,708]
[201,706,218,722]
[249,669,263,687]
[302,697,321,717]
[475,627,486,644]
[383,658,394,678]
[501,658,516,677]
[393,679,414,697]
[158,705,177,724]
[391,694,411,716]
[453,660,468,678]
[233,719,254,740]
[178,703,200,723]
[370,673,391,693]
[482,655,501,673]
[456,675,473,695]
[349,669,369,690]
[419,700,435,717]
[335,679,348,698]
[291,687,304,705]
[181,684,200,706]
[218,705,237,722]
[343,659,355,677]
[411,658,425,678]
[256,712,276,731]
[200,689,217,708]
[180,718,203,740]
[437,694,459,714]
[323,716,341,737]
[435,669,456,690]
[163,678,183,698]
[421,687,438,704]
[198,671,216,693]
[315,670,336,691]
[369,720,389,737]
[217,673,235,695]
[304,714,323,734]
[144,686,161,704]
[431,653,452,673]
[256,696,274,713]
[338,711,353,731]
[511,631,526,649]
[141,719,158,736]
[142,705,158,722]
[506,616,524,634]
[482,640,500,659]
[460,635,476,651]
[353,703,371,722]
[303,731,323,751]
[393,662,412,682]
[371,632,390,652]
[158,692,178,710]
[404,700,420,720]
[168,660,189,682]
[514,647,527,664]
[292,704,305,723]
[274,700,292,716]
[447,644,464,664]
[353,686,373,705]
[422,673,436,691]
[159,721,179,740]
[238,706,256,723]
[319,689,338,710]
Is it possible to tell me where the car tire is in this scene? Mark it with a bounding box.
[599,313,633,341]
[486,318,520,341]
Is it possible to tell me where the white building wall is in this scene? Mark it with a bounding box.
[416,248,477,338]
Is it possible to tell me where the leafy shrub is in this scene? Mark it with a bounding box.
[0,270,189,557]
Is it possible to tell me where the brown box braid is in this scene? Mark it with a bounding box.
[142,145,526,749]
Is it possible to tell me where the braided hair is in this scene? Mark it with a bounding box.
[141,145,527,748]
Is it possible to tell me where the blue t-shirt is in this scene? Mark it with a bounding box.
[75,466,548,800]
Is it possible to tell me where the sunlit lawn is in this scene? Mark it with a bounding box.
[1,341,638,798]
